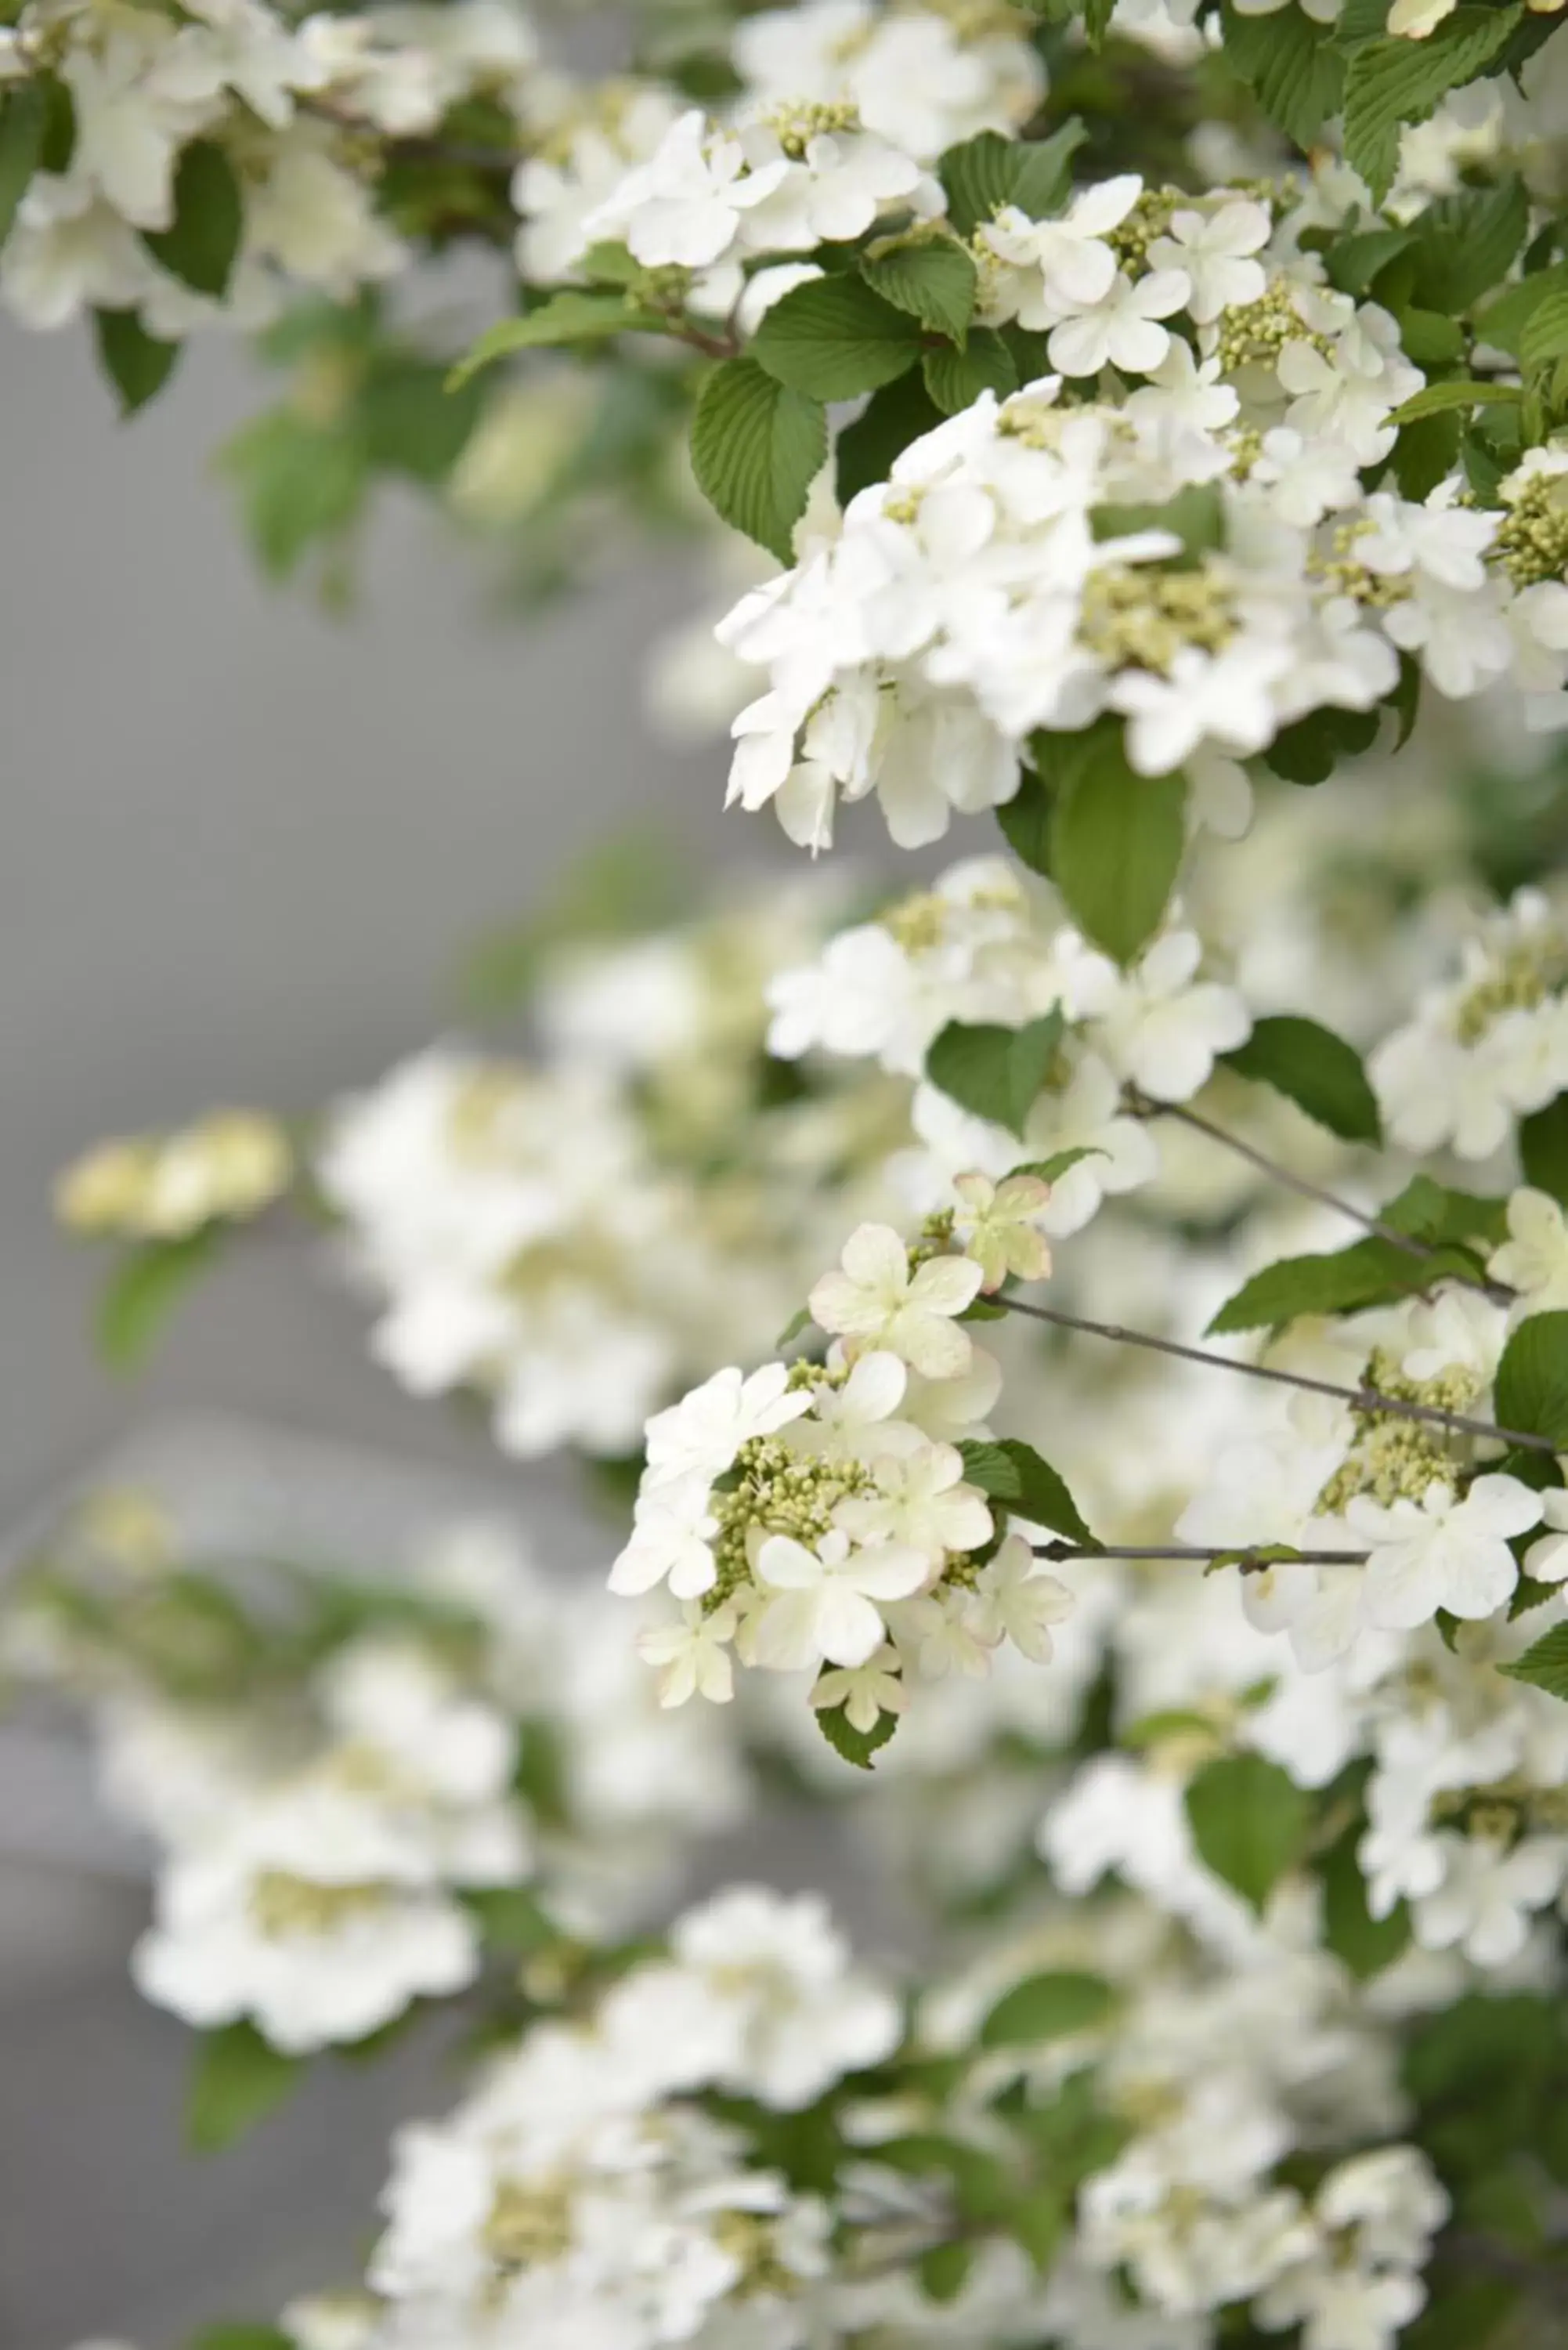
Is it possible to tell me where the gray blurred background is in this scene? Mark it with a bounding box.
[0,316,733,2349]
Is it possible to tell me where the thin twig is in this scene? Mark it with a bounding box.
[1133,1092,1514,1303]
[1030,1542,1368,1566]
[992,1292,1557,1456]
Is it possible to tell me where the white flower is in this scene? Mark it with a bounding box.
[1148,198,1270,324]
[1492,1185,1568,1317]
[809,1223,983,1376]
[969,1532,1075,1661]
[610,1477,721,1597]
[643,1361,812,1490]
[638,1602,740,1706]
[1346,1474,1542,1630]
[1411,1830,1568,1967]
[833,1436,993,1559]
[810,1643,907,1731]
[1083,928,1252,1102]
[979,176,1143,326]
[1524,1487,1568,1583]
[586,110,789,269]
[952,1167,1054,1289]
[738,123,929,248]
[753,1527,930,1669]
[1047,266,1190,377]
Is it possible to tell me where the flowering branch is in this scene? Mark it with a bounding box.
[992,1292,1557,1456]
[1031,1541,1370,1566]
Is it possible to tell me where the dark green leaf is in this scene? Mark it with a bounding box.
[187,2021,303,2153]
[187,2327,294,2350]
[1008,121,1089,217]
[1321,1829,1411,1978]
[814,1692,900,1768]
[1409,176,1528,313]
[1047,726,1186,964]
[1208,1236,1463,1336]
[939,130,1020,237]
[1494,1311,1568,1449]
[1393,405,1461,501]
[979,1969,1115,2046]
[1519,1094,1568,1205]
[1474,259,1568,357]
[96,1229,222,1372]
[360,357,482,483]
[923,329,1018,414]
[1342,8,1522,203]
[1221,0,1344,146]
[1222,1014,1382,1143]
[751,274,922,400]
[957,1437,1097,1546]
[1499,1622,1568,1699]
[448,290,664,385]
[1325,225,1415,297]
[925,1011,1064,1137]
[861,235,977,342]
[995,761,1050,874]
[1393,308,1464,369]
[143,139,243,297]
[93,308,180,417]
[835,371,945,504]
[0,80,49,257]
[689,357,826,564]
[918,2241,974,2303]
[1263,703,1380,784]
[1091,483,1223,563]
[1185,1753,1312,1913]
[1389,378,1522,426]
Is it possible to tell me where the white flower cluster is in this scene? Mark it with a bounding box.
[1371,884,1568,1160]
[611,1217,1078,1718]
[769,852,1252,1231]
[714,179,1568,850]
[0,0,540,332]
[367,1885,895,2348]
[315,888,900,1459]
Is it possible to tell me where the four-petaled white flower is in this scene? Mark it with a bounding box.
[1047,267,1190,378]
[1492,1185,1568,1318]
[753,1528,930,1668]
[952,1168,1053,1290]
[968,1531,1075,1661]
[809,1222,983,1376]
[643,1361,812,1491]
[1147,198,1269,324]
[809,1643,907,1734]
[638,1602,740,1707]
[833,1435,993,1560]
[1346,1474,1542,1631]
[609,1476,721,1597]
[585,108,789,269]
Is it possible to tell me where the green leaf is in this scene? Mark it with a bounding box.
[1092,483,1223,564]
[957,1437,1097,1546]
[1046,727,1186,964]
[461,1884,557,1951]
[219,407,367,580]
[1013,1146,1105,1185]
[186,2020,303,2153]
[1263,703,1380,784]
[814,1689,900,1768]
[1208,1236,1460,1336]
[922,329,1018,414]
[360,357,482,483]
[689,357,826,564]
[1519,1094,1568,1205]
[1342,7,1522,204]
[0,80,49,257]
[1475,260,1568,357]
[925,1011,1064,1137]
[1008,121,1089,217]
[1499,1621,1568,1699]
[918,2241,974,2303]
[1409,176,1528,314]
[938,121,1086,235]
[1184,1753,1312,1913]
[142,139,243,298]
[1389,378,1522,426]
[995,762,1049,875]
[1221,1014,1382,1144]
[1325,224,1415,297]
[1494,1312,1568,1449]
[447,291,663,386]
[1321,1830,1411,1979]
[979,1969,1115,2046]
[93,308,180,417]
[835,371,945,504]
[1221,0,1344,146]
[751,274,923,400]
[96,1229,222,1372]
[187,2327,294,2350]
[862,235,977,342]
[1383,1176,1508,1249]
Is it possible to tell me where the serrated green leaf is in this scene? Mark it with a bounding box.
[1521,286,1568,373]
[1519,1094,1568,1205]
[1221,0,1344,146]
[1184,1753,1312,1913]
[835,371,945,504]
[689,357,826,564]
[1009,121,1089,216]
[1263,703,1381,784]
[1475,260,1568,357]
[1222,1014,1382,1144]
[813,1689,900,1768]
[186,2020,303,2153]
[447,291,663,387]
[957,1437,1097,1546]
[1395,308,1465,368]
[922,328,1018,414]
[862,235,977,342]
[0,79,49,256]
[1342,8,1521,204]
[1499,1621,1568,1698]
[1409,176,1528,314]
[1389,378,1520,427]
[96,1229,222,1371]
[1013,1146,1106,1184]
[938,121,1086,236]
[926,1011,1064,1137]
[1206,1236,1470,1336]
[143,139,243,298]
[93,308,180,417]
[1326,224,1415,297]
[1047,727,1185,964]
[752,273,922,400]
[980,1969,1115,2047]
[1494,1311,1568,1449]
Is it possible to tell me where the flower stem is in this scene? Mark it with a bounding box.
[992,1291,1556,1455]
[1030,1542,1368,1565]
